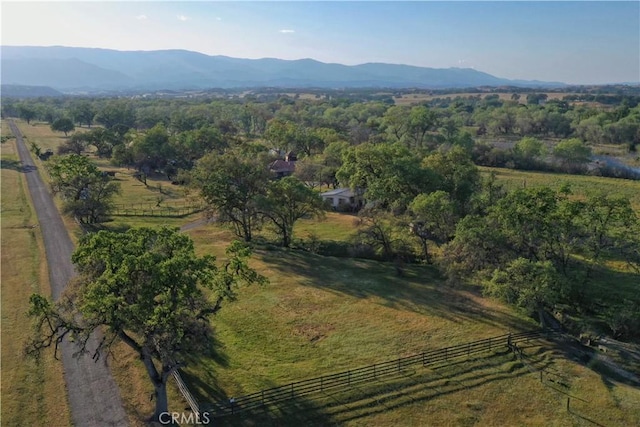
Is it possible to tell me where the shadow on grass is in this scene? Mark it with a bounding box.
[0,158,37,173]
[210,349,543,426]
[258,247,534,332]
[178,335,231,405]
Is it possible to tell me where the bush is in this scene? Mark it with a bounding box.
[604,300,640,340]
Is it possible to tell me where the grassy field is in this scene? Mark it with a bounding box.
[181,221,640,426]
[481,166,640,211]
[0,127,72,426]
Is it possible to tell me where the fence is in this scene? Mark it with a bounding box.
[111,202,204,217]
[508,340,598,424]
[200,328,559,418]
[172,369,200,415]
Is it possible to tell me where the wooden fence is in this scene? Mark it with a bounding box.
[111,202,204,217]
[172,369,201,415]
[199,328,559,418]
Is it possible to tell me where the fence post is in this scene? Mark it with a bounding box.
[540,371,543,383]
[566,397,570,412]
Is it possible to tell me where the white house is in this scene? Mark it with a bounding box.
[320,188,362,211]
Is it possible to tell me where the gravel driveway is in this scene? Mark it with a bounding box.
[10,120,129,427]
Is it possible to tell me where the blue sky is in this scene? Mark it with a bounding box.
[2,1,639,84]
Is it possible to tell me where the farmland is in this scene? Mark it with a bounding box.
[4,85,640,426]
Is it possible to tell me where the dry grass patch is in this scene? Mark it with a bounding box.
[0,137,71,426]
[12,120,71,153]
[393,92,582,106]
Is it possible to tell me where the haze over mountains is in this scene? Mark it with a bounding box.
[1,46,567,93]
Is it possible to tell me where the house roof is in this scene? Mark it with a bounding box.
[320,188,354,197]
[269,159,296,173]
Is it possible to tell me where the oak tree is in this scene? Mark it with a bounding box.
[27,227,267,422]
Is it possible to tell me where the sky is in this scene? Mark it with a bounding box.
[1,1,639,85]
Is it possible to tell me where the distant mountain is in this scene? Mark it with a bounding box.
[0,46,567,92]
[1,84,64,98]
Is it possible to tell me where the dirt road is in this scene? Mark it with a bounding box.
[9,120,129,426]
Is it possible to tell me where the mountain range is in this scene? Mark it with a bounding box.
[1,46,566,93]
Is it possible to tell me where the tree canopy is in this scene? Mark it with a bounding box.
[46,154,119,224]
[27,227,267,422]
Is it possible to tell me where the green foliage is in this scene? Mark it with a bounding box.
[353,210,414,265]
[57,133,88,155]
[28,227,266,421]
[50,117,75,136]
[486,258,565,314]
[513,136,545,163]
[94,100,135,130]
[29,141,42,157]
[408,191,456,262]
[69,100,96,127]
[423,146,481,215]
[259,176,325,247]
[46,154,119,223]
[17,103,37,124]
[604,300,640,339]
[442,185,640,324]
[337,142,438,212]
[191,150,270,242]
[553,138,592,169]
[129,124,174,172]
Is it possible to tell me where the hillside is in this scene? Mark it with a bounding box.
[1,46,566,92]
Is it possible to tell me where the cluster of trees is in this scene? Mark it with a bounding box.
[12,89,639,339]
[4,89,639,155]
[441,187,639,329]
[192,151,325,247]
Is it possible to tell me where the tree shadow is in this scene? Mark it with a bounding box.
[0,158,37,173]
[210,349,544,426]
[179,335,231,405]
[257,247,535,332]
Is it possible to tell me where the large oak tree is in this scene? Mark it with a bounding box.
[27,227,267,422]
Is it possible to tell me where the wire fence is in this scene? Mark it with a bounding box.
[191,328,560,419]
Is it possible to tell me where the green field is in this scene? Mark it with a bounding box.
[181,221,640,426]
[482,166,640,211]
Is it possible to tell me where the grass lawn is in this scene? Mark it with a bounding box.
[0,131,71,426]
